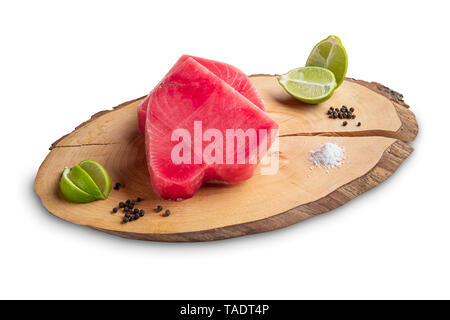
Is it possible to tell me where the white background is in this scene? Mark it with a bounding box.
[1,0,449,300]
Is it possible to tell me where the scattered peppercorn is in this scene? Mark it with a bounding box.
[114,182,121,190]
[113,196,149,224]
[343,121,348,126]
[163,209,171,217]
[327,106,357,122]
[155,205,163,213]
[357,122,361,126]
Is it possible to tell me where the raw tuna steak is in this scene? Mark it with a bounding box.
[145,57,278,200]
[138,55,265,133]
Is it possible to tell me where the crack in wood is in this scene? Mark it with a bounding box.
[278,130,409,139]
[52,142,120,149]
[49,77,417,150]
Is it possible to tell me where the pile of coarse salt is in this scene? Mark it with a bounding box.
[309,142,345,169]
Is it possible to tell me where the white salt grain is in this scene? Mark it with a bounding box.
[309,142,345,169]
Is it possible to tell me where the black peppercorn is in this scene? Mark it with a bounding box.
[112,207,118,213]
[119,202,125,208]
[123,217,129,223]
[343,121,348,126]
[126,199,130,205]
[350,107,354,112]
[136,197,142,202]
[357,122,361,126]
[133,208,139,214]
[155,205,163,212]
[163,209,171,217]
[351,114,356,119]
[139,210,145,217]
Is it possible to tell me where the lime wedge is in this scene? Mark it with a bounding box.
[278,66,337,104]
[60,168,97,203]
[306,35,348,87]
[68,165,105,200]
[79,160,112,198]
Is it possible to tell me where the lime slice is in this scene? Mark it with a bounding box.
[306,35,348,87]
[278,66,337,104]
[79,160,112,198]
[68,165,105,200]
[60,168,97,203]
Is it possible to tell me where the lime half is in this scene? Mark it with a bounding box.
[278,66,337,104]
[68,165,105,200]
[79,160,112,198]
[60,168,97,203]
[306,35,348,87]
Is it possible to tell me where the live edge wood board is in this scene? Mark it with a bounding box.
[34,75,418,242]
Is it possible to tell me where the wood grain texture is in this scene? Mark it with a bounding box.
[252,76,418,141]
[35,76,418,241]
[92,140,412,241]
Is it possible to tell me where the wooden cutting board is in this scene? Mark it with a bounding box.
[34,75,418,241]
